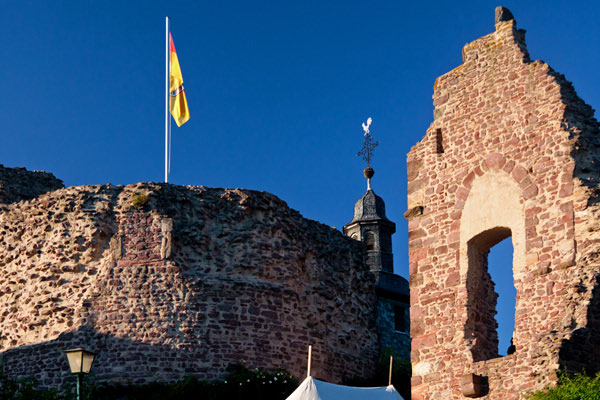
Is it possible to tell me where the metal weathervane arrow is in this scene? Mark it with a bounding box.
[357,117,379,167]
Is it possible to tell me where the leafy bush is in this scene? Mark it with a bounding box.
[526,372,600,400]
[0,364,298,400]
[0,373,69,400]
[88,364,297,400]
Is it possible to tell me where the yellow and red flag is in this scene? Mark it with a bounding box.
[169,34,190,127]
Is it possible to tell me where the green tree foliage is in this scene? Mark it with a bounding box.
[526,372,600,400]
[0,364,297,400]
[89,364,297,400]
[0,373,69,400]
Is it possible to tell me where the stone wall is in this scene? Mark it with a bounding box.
[0,164,63,205]
[0,182,379,387]
[376,300,410,360]
[406,8,600,400]
[374,271,411,360]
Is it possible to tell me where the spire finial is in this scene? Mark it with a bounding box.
[357,117,378,189]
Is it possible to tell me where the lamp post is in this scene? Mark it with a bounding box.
[64,348,96,400]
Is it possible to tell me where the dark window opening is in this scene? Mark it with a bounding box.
[465,227,515,361]
[365,232,376,251]
[394,306,407,332]
[435,129,444,154]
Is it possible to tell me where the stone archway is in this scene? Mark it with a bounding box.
[459,169,526,361]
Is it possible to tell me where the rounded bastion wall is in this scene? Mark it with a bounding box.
[0,182,379,387]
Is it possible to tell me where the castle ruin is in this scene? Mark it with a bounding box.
[0,170,381,386]
[407,7,600,399]
[0,159,408,388]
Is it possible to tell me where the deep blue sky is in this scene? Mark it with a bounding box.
[2,1,598,355]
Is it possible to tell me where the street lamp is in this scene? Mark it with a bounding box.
[64,348,96,400]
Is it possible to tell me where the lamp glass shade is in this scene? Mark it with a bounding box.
[81,350,95,373]
[65,348,96,374]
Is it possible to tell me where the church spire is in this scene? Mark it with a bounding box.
[344,117,395,273]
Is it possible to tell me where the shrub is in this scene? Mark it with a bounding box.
[0,373,69,400]
[0,364,298,400]
[131,194,149,207]
[88,364,298,400]
[526,371,600,400]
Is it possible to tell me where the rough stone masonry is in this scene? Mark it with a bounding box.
[0,175,378,387]
[406,7,600,400]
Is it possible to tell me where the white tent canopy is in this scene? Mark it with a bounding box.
[286,376,405,400]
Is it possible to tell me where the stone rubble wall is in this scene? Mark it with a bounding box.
[0,182,379,387]
[406,10,600,400]
[0,164,63,205]
[376,300,410,360]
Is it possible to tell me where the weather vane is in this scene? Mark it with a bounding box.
[357,117,379,190]
[357,117,379,166]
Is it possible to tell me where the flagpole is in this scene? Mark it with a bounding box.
[164,16,170,183]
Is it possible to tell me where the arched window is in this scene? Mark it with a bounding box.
[460,169,526,362]
[365,231,377,251]
[466,227,515,361]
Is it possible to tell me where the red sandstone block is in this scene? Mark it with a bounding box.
[559,202,573,213]
[409,262,418,275]
[411,386,427,400]
[409,239,423,251]
[448,231,460,244]
[445,272,460,287]
[485,152,506,169]
[512,165,528,182]
[411,375,423,386]
[559,183,573,197]
[523,184,539,199]
[413,333,437,351]
[410,247,429,262]
[456,187,470,201]
[450,210,462,219]
[463,172,476,188]
[450,220,460,232]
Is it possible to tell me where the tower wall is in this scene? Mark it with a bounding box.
[406,10,600,400]
[0,164,63,205]
[0,182,378,387]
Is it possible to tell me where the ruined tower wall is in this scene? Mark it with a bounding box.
[406,12,600,400]
[0,182,378,387]
[0,164,63,205]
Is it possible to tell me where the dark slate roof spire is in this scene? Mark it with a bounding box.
[348,185,391,224]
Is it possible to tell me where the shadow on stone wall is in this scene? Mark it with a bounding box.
[0,183,380,389]
[0,165,63,205]
[552,66,600,207]
[1,324,223,389]
[555,63,600,374]
[558,274,600,374]
[1,322,372,390]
